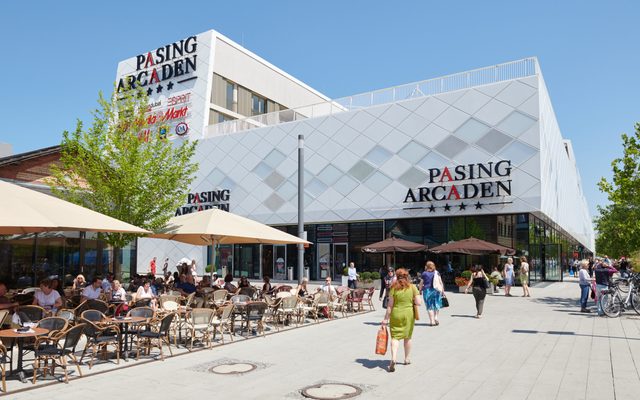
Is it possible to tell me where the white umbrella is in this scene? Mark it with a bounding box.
[150,208,309,277]
[0,180,150,235]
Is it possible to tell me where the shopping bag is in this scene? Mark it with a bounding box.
[375,326,388,355]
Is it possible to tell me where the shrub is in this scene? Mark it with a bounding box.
[460,270,472,279]
[371,271,381,280]
[455,277,469,287]
[361,271,372,281]
[342,267,349,276]
[205,265,213,273]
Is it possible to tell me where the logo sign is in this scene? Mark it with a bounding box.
[175,189,230,216]
[175,122,189,136]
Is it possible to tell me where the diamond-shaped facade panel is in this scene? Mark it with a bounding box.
[475,129,513,153]
[434,136,468,159]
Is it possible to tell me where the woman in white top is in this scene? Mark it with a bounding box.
[190,259,198,283]
[33,278,63,313]
[519,256,531,297]
[503,257,515,297]
[110,280,127,302]
[135,280,157,308]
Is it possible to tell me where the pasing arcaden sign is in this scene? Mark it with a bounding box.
[175,189,230,216]
[403,160,512,206]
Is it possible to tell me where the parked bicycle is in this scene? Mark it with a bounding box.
[599,272,640,317]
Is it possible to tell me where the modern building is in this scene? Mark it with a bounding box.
[131,30,594,283]
[1,29,594,285]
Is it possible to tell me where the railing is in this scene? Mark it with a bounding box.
[205,57,538,137]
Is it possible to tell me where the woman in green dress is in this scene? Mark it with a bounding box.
[381,268,421,372]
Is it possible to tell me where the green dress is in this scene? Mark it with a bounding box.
[389,284,419,340]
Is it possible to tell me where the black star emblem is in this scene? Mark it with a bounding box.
[428,205,436,213]
[156,84,163,93]
[459,202,466,210]
[475,202,482,209]
[146,87,153,96]
[167,81,174,90]
[444,204,451,211]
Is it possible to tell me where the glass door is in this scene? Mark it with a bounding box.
[543,244,561,281]
[273,245,286,280]
[333,243,348,280]
[317,243,330,279]
[262,245,274,279]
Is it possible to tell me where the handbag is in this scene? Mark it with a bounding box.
[382,296,389,309]
[433,271,444,292]
[441,295,449,308]
[375,326,388,355]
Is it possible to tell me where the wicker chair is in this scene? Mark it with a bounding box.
[277,296,299,326]
[0,343,7,392]
[363,287,376,311]
[212,289,229,307]
[243,302,268,337]
[79,311,120,369]
[32,324,85,384]
[136,313,175,361]
[211,305,234,344]
[348,288,366,312]
[185,308,215,350]
[16,305,46,323]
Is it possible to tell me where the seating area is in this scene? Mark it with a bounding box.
[0,283,375,393]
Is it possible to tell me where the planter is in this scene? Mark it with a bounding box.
[341,276,348,286]
[457,286,468,293]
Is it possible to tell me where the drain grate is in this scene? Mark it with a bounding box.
[208,362,257,375]
[300,383,362,400]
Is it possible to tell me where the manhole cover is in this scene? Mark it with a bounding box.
[209,362,257,375]
[301,383,362,400]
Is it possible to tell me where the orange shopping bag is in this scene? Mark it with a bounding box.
[375,326,388,355]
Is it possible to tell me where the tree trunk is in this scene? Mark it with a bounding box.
[112,245,122,280]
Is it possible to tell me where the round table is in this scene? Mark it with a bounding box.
[0,327,49,382]
[105,316,147,359]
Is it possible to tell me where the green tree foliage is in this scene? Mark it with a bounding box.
[595,123,640,257]
[50,88,198,255]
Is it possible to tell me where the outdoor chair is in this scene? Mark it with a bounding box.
[32,324,85,384]
[212,289,229,307]
[0,310,9,328]
[243,302,268,337]
[275,291,292,299]
[277,296,299,326]
[336,286,350,296]
[80,311,120,369]
[348,288,366,312]
[127,306,155,337]
[136,313,175,361]
[262,295,281,331]
[363,287,376,311]
[17,305,46,323]
[182,292,196,308]
[211,305,234,344]
[276,285,293,293]
[23,316,69,357]
[238,287,256,299]
[0,343,7,392]
[159,295,181,310]
[331,290,350,318]
[185,308,215,350]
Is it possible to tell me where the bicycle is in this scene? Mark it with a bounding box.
[599,272,640,317]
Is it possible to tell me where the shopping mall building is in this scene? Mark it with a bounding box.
[0,29,594,284]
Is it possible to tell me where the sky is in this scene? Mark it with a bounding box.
[0,0,638,220]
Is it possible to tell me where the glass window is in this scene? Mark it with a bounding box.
[251,94,266,116]
[226,81,235,110]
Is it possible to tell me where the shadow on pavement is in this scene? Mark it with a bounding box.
[355,358,389,370]
[532,296,580,310]
[450,314,476,318]
[512,329,640,341]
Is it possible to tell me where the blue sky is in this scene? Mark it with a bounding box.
[0,1,638,219]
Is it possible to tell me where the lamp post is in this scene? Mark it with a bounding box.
[297,134,305,283]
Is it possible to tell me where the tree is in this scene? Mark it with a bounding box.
[595,123,640,257]
[49,88,198,276]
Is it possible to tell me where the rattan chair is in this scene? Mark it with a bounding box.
[79,311,120,369]
[32,324,85,384]
[136,313,175,361]
[211,305,234,344]
[185,308,215,350]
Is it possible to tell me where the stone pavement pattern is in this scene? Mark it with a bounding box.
[7,279,640,400]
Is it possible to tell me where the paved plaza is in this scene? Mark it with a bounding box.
[5,279,640,400]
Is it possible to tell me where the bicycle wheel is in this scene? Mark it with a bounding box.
[601,292,622,317]
[631,290,640,315]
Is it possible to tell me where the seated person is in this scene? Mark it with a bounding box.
[237,276,250,289]
[101,273,114,293]
[152,277,165,296]
[320,277,337,296]
[0,281,19,311]
[296,278,311,298]
[72,274,86,290]
[49,276,66,300]
[33,278,63,313]
[176,274,197,296]
[262,276,272,295]
[223,273,237,293]
[81,277,103,301]
[135,279,157,308]
[199,275,212,288]
[110,280,127,302]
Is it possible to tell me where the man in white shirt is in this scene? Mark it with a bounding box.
[101,273,113,293]
[82,277,103,301]
[321,277,337,296]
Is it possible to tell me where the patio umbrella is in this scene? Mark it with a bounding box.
[0,180,150,235]
[428,237,515,256]
[362,237,427,267]
[149,208,309,277]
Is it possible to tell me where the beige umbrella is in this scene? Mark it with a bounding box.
[150,208,309,276]
[0,180,150,235]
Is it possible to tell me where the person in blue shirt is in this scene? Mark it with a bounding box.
[176,274,197,295]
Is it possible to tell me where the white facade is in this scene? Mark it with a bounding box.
[126,32,593,276]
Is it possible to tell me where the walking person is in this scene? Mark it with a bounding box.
[519,256,531,297]
[380,267,396,308]
[378,265,387,299]
[347,262,359,289]
[381,268,421,372]
[465,265,488,318]
[578,259,593,313]
[149,257,157,276]
[503,257,514,296]
[419,261,443,326]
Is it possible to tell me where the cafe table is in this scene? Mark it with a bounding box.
[104,316,146,360]
[0,327,49,382]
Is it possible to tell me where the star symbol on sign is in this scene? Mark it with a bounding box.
[146,87,153,96]
[167,81,174,90]
[156,84,163,93]
[459,202,466,210]
[444,204,451,211]
[429,205,436,213]
[475,202,482,209]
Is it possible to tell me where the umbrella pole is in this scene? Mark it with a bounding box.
[210,237,216,281]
